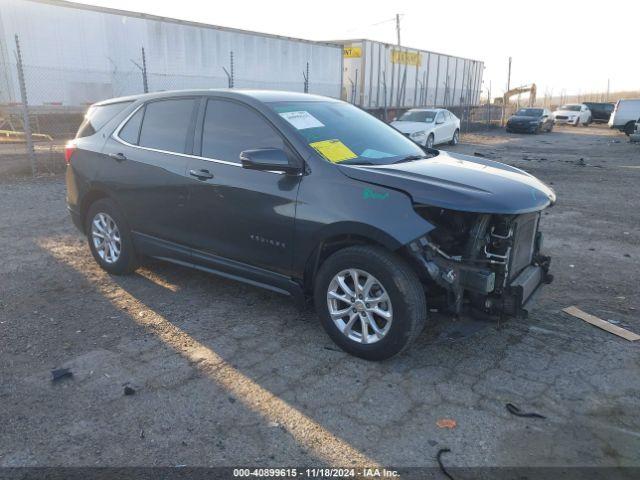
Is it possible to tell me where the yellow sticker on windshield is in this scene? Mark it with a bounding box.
[309,139,357,163]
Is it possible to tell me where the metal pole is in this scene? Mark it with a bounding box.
[501,56,512,126]
[14,35,36,177]
[141,46,149,93]
[303,62,309,93]
[382,71,388,121]
[230,51,234,88]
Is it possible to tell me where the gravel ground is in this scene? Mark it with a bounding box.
[1,124,639,471]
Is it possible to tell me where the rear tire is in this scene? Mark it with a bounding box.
[85,198,138,275]
[449,129,460,145]
[314,245,427,361]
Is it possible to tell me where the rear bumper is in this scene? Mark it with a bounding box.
[68,206,84,234]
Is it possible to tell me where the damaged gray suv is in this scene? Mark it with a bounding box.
[66,90,555,360]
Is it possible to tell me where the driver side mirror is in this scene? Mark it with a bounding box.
[240,148,301,175]
[436,118,444,124]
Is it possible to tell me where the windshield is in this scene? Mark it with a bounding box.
[397,110,436,123]
[559,105,581,112]
[514,108,543,117]
[268,101,427,165]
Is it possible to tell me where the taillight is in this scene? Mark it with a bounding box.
[64,141,76,164]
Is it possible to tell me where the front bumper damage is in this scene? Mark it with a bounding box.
[407,212,553,319]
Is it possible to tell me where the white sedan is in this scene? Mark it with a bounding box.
[391,108,460,148]
[552,104,592,126]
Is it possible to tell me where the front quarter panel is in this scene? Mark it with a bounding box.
[292,159,435,276]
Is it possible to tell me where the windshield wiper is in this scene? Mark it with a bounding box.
[391,154,431,164]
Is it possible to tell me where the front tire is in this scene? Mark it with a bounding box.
[449,129,460,145]
[85,198,138,275]
[314,246,427,361]
[425,133,434,149]
[624,122,636,135]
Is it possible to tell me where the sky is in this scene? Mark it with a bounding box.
[80,0,639,98]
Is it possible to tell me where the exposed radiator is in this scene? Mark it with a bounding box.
[510,213,539,279]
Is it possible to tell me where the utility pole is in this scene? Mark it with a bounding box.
[606,78,610,102]
[501,56,512,126]
[394,13,401,109]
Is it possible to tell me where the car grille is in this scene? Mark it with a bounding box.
[509,213,539,279]
[555,115,568,120]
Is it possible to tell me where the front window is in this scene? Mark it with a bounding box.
[268,101,426,165]
[515,108,543,117]
[397,110,437,123]
[559,105,581,112]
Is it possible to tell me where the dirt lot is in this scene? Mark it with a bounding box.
[1,124,639,473]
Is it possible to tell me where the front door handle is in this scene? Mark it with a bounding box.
[189,168,214,180]
[108,152,127,162]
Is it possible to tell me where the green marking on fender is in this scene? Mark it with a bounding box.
[362,188,389,200]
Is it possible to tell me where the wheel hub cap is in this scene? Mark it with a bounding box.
[91,212,121,264]
[327,269,393,344]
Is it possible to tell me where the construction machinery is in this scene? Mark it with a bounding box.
[499,83,537,125]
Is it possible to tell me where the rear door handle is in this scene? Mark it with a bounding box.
[108,152,127,162]
[189,168,214,180]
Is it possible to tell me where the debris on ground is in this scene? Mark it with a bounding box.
[506,403,546,419]
[51,368,72,382]
[123,386,136,396]
[473,152,486,157]
[436,448,455,480]
[563,306,640,341]
[436,418,457,429]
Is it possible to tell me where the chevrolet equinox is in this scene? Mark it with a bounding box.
[66,90,555,360]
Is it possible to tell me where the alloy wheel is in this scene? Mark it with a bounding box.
[326,269,393,344]
[91,212,121,264]
[426,135,434,148]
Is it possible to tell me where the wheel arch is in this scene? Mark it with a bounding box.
[78,188,111,233]
[299,222,425,294]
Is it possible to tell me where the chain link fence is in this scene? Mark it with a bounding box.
[1,34,499,178]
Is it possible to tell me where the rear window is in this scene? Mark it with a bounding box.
[118,107,144,145]
[138,99,197,153]
[76,102,132,138]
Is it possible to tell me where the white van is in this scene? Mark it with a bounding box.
[609,99,640,135]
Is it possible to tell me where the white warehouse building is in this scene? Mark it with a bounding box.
[0,0,483,115]
[0,0,343,107]
[338,39,484,109]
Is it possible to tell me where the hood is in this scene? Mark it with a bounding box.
[338,150,556,214]
[391,121,434,134]
[508,115,541,122]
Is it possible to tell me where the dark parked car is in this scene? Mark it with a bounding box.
[583,102,614,123]
[506,108,554,133]
[66,90,555,360]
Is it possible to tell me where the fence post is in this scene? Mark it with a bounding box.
[141,46,149,93]
[14,34,36,177]
[303,62,309,93]
[223,51,234,88]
